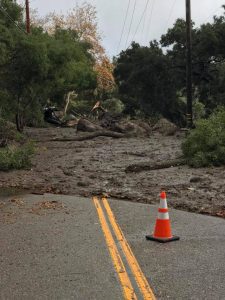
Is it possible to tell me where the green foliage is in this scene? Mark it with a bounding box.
[71,99,94,116]
[3,0,225,129]
[24,102,47,128]
[114,6,225,123]
[160,11,225,115]
[0,117,14,139]
[103,98,124,114]
[0,115,34,170]
[114,42,181,121]
[0,117,23,141]
[0,142,35,171]
[182,108,225,167]
[0,1,97,128]
[193,100,206,121]
[45,29,96,104]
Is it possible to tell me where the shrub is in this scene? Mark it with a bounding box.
[0,143,35,171]
[103,98,125,114]
[0,118,16,140]
[25,104,47,128]
[0,117,25,143]
[70,99,93,116]
[182,108,225,167]
[193,100,206,121]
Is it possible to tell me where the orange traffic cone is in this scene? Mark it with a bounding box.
[146,191,179,243]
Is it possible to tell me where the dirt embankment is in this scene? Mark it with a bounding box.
[0,127,225,218]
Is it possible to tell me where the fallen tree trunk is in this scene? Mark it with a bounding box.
[36,131,125,142]
[125,158,186,173]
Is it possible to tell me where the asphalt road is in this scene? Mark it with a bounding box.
[0,193,225,299]
[109,199,225,300]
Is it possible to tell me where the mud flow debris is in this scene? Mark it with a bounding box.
[0,127,225,218]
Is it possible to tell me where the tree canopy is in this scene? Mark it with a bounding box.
[114,6,225,124]
[1,1,225,128]
[114,42,180,121]
[33,2,115,97]
[0,0,97,127]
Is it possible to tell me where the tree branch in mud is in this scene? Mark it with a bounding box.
[36,131,125,142]
[125,158,186,173]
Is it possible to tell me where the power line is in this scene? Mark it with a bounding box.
[0,5,26,34]
[163,0,177,34]
[125,0,137,48]
[131,0,150,43]
[141,1,149,44]
[141,11,147,39]
[117,0,131,53]
[145,0,155,44]
[202,5,224,24]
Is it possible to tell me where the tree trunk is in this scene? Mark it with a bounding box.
[125,158,186,173]
[16,111,24,133]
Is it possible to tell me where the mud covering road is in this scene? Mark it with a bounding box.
[0,127,225,218]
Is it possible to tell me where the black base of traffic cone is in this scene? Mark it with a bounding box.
[146,235,180,243]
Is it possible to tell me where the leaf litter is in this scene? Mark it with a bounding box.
[29,200,66,215]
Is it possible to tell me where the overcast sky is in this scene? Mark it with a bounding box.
[29,0,225,57]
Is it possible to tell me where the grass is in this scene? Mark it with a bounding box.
[0,142,35,171]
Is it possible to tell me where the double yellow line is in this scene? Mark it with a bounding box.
[93,197,156,300]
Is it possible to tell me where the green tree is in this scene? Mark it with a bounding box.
[160,10,225,114]
[4,32,50,130]
[0,0,97,130]
[114,42,184,124]
[46,28,96,104]
[0,0,24,119]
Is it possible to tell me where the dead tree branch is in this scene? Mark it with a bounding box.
[36,131,125,142]
[125,158,186,173]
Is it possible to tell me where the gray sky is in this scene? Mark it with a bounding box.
[29,0,225,57]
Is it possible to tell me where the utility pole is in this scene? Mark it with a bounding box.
[25,0,31,34]
[185,0,193,128]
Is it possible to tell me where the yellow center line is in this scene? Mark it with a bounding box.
[93,197,137,300]
[102,197,156,300]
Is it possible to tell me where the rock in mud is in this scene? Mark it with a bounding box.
[114,121,149,137]
[132,120,152,133]
[77,181,90,187]
[190,176,202,183]
[153,118,178,136]
[77,118,102,132]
